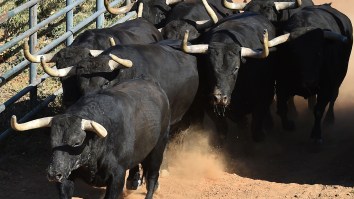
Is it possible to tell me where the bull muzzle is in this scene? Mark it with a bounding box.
[212,88,230,107]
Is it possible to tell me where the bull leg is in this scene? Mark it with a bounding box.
[143,133,169,199]
[324,90,338,125]
[57,179,75,199]
[288,96,298,118]
[126,165,142,190]
[311,94,330,142]
[308,95,317,111]
[276,94,295,130]
[104,166,126,199]
[251,106,268,142]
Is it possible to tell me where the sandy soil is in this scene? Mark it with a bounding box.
[1,0,354,198]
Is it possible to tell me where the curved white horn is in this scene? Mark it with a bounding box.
[166,0,183,5]
[195,19,214,30]
[181,30,209,54]
[90,50,104,57]
[104,0,135,15]
[296,0,302,6]
[137,2,143,18]
[24,41,55,63]
[201,0,218,24]
[268,33,290,47]
[108,53,133,70]
[109,37,116,46]
[11,115,53,131]
[274,2,297,11]
[241,29,269,58]
[223,0,247,10]
[41,57,75,77]
[81,119,108,138]
[323,31,348,43]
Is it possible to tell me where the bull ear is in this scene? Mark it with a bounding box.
[81,119,108,138]
[90,50,104,57]
[223,0,247,10]
[11,115,53,131]
[181,30,209,54]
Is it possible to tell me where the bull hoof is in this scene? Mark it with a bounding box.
[126,175,142,190]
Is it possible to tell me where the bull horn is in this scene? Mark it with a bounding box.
[223,0,247,10]
[90,50,104,57]
[109,37,116,46]
[24,41,55,63]
[166,0,183,5]
[108,53,133,70]
[195,19,214,30]
[104,0,135,15]
[274,2,298,11]
[241,29,269,58]
[201,0,218,23]
[41,57,75,77]
[81,119,108,138]
[182,30,209,54]
[296,0,302,6]
[268,33,290,47]
[11,115,53,131]
[323,31,348,43]
[137,2,143,18]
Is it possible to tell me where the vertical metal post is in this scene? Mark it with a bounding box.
[29,1,38,104]
[96,0,104,28]
[66,0,74,45]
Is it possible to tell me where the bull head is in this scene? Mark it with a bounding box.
[182,29,270,59]
[11,115,108,138]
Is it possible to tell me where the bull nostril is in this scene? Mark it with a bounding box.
[56,173,63,181]
[213,94,221,102]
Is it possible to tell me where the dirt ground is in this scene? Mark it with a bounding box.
[1,0,354,198]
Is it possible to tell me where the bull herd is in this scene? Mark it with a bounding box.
[9,0,352,198]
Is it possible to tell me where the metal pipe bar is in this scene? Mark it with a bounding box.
[0,74,50,114]
[0,0,40,25]
[0,88,63,143]
[0,0,85,54]
[66,0,74,45]
[96,0,105,29]
[29,2,38,103]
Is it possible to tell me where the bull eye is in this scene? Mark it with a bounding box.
[72,142,81,147]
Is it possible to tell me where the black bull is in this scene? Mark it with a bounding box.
[63,41,199,125]
[12,78,170,199]
[25,18,162,106]
[161,0,234,40]
[184,12,277,141]
[274,4,353,141]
